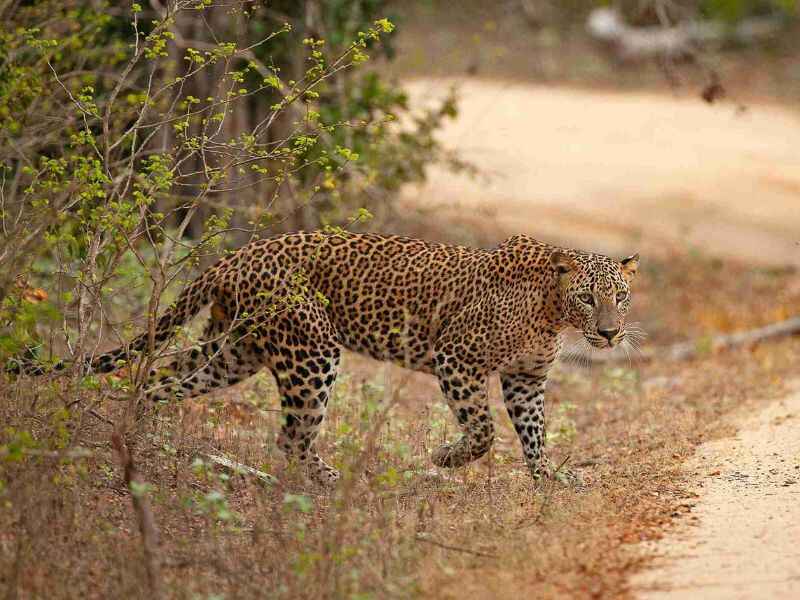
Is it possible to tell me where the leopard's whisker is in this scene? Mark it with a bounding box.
[620,338,634,368]
[562,336,592,368]
[622,336,646,364]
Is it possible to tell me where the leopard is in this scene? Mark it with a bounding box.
[17,231,640,485]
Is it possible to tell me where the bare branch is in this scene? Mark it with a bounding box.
[111,431,163,599]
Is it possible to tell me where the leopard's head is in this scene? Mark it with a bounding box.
[550,250,640,349]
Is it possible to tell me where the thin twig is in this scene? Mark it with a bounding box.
[415,533,498,559]
[553,453,572,476]
[88,409,115,426]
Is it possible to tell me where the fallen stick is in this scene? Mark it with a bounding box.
[586,7,785,62]
[561,316,800,367]
[200,452,277,485]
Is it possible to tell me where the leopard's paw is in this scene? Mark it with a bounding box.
[531,457,583,487]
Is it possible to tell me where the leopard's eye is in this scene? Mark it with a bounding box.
[616,291,628,303]
[578,293,594,307]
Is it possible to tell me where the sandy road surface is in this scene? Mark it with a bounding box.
[632,384,800,599]
[403,78,800,266]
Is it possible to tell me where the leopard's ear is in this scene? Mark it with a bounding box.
[550,251,576,275]
[620,253,640,280]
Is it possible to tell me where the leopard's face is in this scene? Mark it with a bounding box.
[551,251,640,349]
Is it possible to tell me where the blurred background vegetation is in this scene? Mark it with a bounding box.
[390,0,799,93]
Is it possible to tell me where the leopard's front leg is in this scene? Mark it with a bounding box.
[501,370,582,485]
[431,354,494,469]
[500,371,549,479]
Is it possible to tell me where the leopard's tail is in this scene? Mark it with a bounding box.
[91,268,219,374]
[7,268,219,377]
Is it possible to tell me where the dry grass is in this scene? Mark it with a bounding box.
[2,251,799,599]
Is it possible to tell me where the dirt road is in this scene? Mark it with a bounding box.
[632,385,800,599]
[403,78,800,266]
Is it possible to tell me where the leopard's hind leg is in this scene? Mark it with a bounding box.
[145,308,265,403]
[430,351,494,469]
[263,303,341,486]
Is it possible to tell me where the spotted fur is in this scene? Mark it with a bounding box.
[62,232,641,483]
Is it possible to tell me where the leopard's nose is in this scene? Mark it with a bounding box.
[598,327,619,341]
